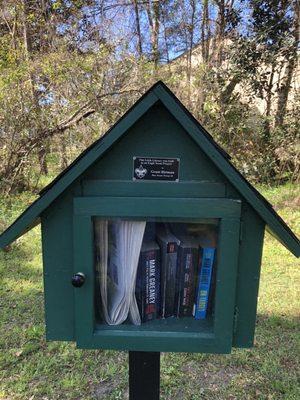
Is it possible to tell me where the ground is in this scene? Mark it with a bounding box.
[0,183,299,400]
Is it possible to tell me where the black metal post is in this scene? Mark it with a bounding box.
[129,351,160,400]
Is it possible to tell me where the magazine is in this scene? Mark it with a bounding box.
[94,219,146,325]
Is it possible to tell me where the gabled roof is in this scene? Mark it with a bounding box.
[0,81,299,256]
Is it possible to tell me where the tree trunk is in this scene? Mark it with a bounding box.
[22,0,36,103]
[38,147,48,175]
[161,4,170,64]
[22,0,49,175]
[146,0,160,68]
[263,64,275,141]
[152,1,160,68]
[216,0,226,67]
[59,135,68,170]
[219,74,240,104]
[186,0,196,104]
[201,0,211,64]
[275,0,299,128]
[133,0,143,56]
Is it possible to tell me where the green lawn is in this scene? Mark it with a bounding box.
[0,184,299,400]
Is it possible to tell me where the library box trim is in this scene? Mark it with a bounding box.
[73,197,241,353]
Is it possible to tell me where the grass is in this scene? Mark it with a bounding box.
[0,183,299,399]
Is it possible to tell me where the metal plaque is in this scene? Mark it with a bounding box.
[133,157,180,182]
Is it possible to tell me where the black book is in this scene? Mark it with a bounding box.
[175,237,198,317]
[135,241,160,322]
[156,227,180,318]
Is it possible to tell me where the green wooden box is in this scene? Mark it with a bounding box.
[1,82,299,354]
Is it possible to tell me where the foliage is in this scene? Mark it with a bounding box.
[0,183,299,399]
[0,1,299,194]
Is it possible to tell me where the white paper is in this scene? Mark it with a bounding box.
[94,219,146,325]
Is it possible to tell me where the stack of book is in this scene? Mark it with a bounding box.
[134,223,217,323]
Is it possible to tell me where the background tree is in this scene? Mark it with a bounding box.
[0,0,299,194]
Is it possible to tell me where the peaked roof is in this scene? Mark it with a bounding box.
[0,81,299,257]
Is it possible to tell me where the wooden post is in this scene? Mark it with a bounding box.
[129,351,160,400]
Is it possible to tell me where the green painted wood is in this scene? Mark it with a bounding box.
[41,189,80,341]
[153,84,300,257]
[233,204,265,347]
[77,330,229,353]
[73,214,95,343]
[0,200,42,249]
[214,218,241,347]
[95,317,214,333]
[85,102,224,182]
[73,196,240,353]
[77,333,228,353]
[41,182,82,341]
[1,80,298,354]
[82,180,226,198]
[74,197,241,219]
[0,82,298,258]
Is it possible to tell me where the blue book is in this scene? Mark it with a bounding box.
[194,247,215,320]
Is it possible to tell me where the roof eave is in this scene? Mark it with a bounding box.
[0,81,299,257]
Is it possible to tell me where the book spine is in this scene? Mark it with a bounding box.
[159,241,167,318]
[207,253,217,317]
[178,247,198,317]
[136,247,160,322]
[194,248,215,320]
[163,242,178,318]
[135,252,145,320]
[174,247,183,317]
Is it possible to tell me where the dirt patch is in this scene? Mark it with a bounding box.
[282,195,300,210]
[93,379,120,399]
[181,361,241,391]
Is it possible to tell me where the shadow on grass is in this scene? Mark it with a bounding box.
[0,240,42,278]
[256,312,299,329]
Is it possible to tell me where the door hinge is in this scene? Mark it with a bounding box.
[239,221,243,243]
[233,306,239,334]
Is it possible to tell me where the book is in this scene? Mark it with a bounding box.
[194,247,216,320]
[156,226,180,318]
[175,237,198,317]
[135,241,160,322]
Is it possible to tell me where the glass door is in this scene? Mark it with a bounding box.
[73,197,241,353]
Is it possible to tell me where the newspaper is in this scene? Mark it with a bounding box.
[94,219,146,325]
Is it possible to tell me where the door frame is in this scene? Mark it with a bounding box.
[73,197,241,353]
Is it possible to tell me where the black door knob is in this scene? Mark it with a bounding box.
[71,272,86,288]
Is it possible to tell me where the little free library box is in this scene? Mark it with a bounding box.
[1,81,299,355]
